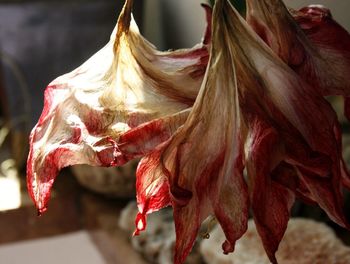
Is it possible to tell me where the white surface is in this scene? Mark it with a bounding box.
[0,231,106,264]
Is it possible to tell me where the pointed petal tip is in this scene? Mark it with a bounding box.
[133,212,146,236]
[37,207,48,217]
[270,255,278,264]
[222,239,235,254]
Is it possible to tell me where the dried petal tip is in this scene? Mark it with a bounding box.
[134,146,171,235]
[133,212,146,236]
[37,207,47,217]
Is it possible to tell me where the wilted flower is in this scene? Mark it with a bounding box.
[246,0,350,192]
[135,0,348,263]
[246,0,350,119]
[292,5,350,121]
[27,0,350,264]
[135,0,249,261]
[228,0,348,262]
[27,0,211,214]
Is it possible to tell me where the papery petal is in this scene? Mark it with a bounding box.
[293,5,350,55]
[112,109,190,165]
[27,0,211,213]
[155,1,251,261]
[246,0,350,112]
[212,136,248,255]
[201,3,212,46]
[293,5,350,114]
[122,110,191,235]
[297,168,346,226]
[293,5,350,122]
[271,162,316,205]
[134,143,171,236]
[245,119,294,264]
[222,0,348,261]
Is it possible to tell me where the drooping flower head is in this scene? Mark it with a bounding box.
[27,1,349,264]
[246,0,350,117]
[225,0,349,261]
[136,0,251,261]
[26,0,211,214]
[135,0,349,263]
[292,5,350,121]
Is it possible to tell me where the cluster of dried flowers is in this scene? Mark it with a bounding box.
[27,0,350,263]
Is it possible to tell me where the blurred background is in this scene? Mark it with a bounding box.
[0,0,349,263]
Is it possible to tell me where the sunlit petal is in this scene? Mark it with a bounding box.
[27,0,211,213]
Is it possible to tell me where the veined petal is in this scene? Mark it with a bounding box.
[134,143,171,236]
[112,109,190,166]
[27,0,211,213]
[246,0,350,107]
[155,1,251,262]
[245,0,350,192]
[222,0,348,261]
[123,110,191,236]
[245,119,294,264]
[292,5,350,122]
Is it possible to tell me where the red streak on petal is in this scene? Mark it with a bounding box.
[246,119,294,264]
[134,146,171,236]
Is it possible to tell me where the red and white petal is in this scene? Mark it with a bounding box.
[158,1,248,260]
[134,144,171,236]
[27,0,211,212]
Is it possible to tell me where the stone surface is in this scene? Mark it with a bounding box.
[119,201,204,264]
[71,160,137,198]
[200,218,350,264]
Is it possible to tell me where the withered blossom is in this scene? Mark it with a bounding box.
[246,0,350,120]
[246,0,350,192]
[135,1,249,261]
[136,0,349,263]
[229,1,349,261]
[27,0,211,214]
[292,5,350,122]
[27,0,350,264]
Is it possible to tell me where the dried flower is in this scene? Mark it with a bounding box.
[135,1,249,261]
[27,0,211,214]
[27,0,350,264]
[246,0,350,119]
[292,5,350,121]
[136,0,349,263]
[246,0,350,192]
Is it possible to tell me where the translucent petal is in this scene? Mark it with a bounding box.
[224,0,348,261]
[27,0,211,213]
